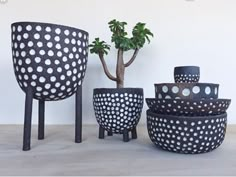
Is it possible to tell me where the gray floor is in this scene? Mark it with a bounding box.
[0,124,236,176]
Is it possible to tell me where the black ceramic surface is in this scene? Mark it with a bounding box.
[146,98,231,116]
[93,88,144,134]
[174,66,200,83]
[155,83,219,100]
[146,110,227,154]
[11,22,89,101]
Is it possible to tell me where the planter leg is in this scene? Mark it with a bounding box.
[107,131,113,136]
[99,126,105,139]
[123,129,129,142]
[131,127,137,139]
[75,86,82,143]
[23,88,33,151]
[38,100,45,140]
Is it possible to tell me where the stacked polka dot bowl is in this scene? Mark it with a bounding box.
[146,67,231,154]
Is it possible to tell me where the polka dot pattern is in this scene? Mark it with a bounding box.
[155,83,219,100]
[11,22,89,101]
[174,66,200,83]
[174,74,200,83]
[93,88,144,134]
[146,98,231,116]
[147,110,227,154]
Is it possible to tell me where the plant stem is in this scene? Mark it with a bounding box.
[99,53,118,82]
[116,49,125,88]
[124,49,139,67]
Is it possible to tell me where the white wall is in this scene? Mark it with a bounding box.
[0,0,235,124]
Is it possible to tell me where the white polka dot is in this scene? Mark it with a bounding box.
[182,88,190,96]
[45,27,51,32]
[28,41,33,47]
[57,51,62,57]
[34,33,40,40]
[50,76,56,82]
[45,83,51,89]
[27,67,33,73]
[47,68,53,74]
[55,28,61,34]
[78,32,82,38]
[205,86,211,95]
[17,35,22,41]
[26,25,32,31]
[29,49,36,55]
[36,87,42,91]
[37,66,43,72]
[51,88,56,93]
[64,38,70,44]
[56,44,61,49]
[39,50,45,55]
[47,42,53,48]
[57,67,62,72]
[32,74,37,80]
[36,25,42,31]
[39,76,46,83]
[23,33,29,39]
[35,57,41,63]
[37,41,43,47]
[20,43,25,49]
[60,75,65,80]
[64,29,70,35]
[67,71,72,76]
[25,58,31,64]
[54,36,60,42]
[63,47,69,53]
[48,50,54,56]
[192,86,200,94]
[17,25,22,32]
[172,86,179,94]
[21,51,26,57]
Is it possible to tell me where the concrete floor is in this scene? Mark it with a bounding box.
[0,124,236,176]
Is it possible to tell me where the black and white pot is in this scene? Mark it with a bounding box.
[147,110,227,154]
[174,66,200,83]
[11,22,89,150]
[93,88,144,142]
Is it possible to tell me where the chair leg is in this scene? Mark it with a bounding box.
[23,89,33,151]
[38,100,45,140]
[131,127,137,139]
[107,131,113,136]
[75,86,82,143]
[99,126,105,139]
[123,129,129,142]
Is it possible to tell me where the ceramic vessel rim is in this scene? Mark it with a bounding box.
[147,109,227,119]
[11,21,89,35]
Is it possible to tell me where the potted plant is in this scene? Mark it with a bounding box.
[89,19,153,142]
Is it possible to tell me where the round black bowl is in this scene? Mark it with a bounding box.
[174,66,200,83]
[147,110,227,154]
[93,88,144,134]
[146,98,231,116]
[155,83,219,100]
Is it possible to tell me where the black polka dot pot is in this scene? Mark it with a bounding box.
[93,88,144,142]
[147,110,227,154]
[11,22,89,151]
[146,98,231,116]
[155,83,219,100]
[174,66,200,83]
[11,22,88,101]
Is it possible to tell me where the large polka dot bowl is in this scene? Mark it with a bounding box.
[155,83,219,100]
[146,98,231,116]
[174,66,200,83]
[147,110,227,154]
[11,22,88,101]
[93,88,144,134]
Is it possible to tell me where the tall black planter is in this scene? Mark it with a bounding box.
[11,22,89,150]
[174,66,200,83]
[93,88,144,142]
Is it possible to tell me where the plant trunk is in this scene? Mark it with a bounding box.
[116,49,125,88]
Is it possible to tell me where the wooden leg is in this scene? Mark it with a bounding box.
[123,129,129,142]
[23,89,33,151]
[75,86,82,143]
[99,126,105,139]
[38,100,45,140]
[107,131,113,136]
[131,127,137,139]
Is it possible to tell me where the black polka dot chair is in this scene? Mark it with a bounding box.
[11,22,88,151]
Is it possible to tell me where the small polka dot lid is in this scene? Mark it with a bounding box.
[11,22,89,101]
